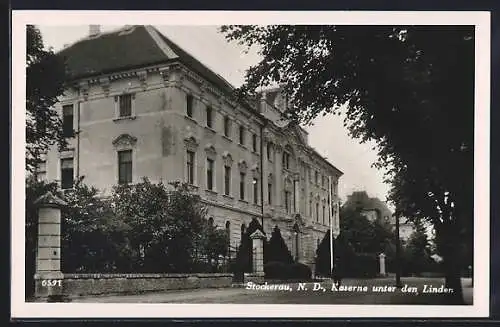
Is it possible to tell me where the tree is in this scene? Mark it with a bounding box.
[61,177,128,273]
[221,25,473,304]
[339,206,375,253]
[264,226,293,264]
[198,222,230,270]
[111,179,207,272]
[315,230,355,277]
[26,25,67,172]
[404,219,432,275]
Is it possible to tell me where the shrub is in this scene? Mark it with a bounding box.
[290,262,312,280]
[343,253,378,278]
[264,226,293,264]
[264,261,312,281]
[264,261,288,279]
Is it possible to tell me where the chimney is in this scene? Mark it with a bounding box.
[89,25,100,37]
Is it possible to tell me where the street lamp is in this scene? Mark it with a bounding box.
[395,214,403,288]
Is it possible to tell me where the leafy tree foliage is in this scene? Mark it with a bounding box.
[197,221,230,269]
[26,177,218,273]
[339,206,394,254]
[26,25,67,172]
[62,177,128,272]
[221,25,473,303]
[111,179,207,272]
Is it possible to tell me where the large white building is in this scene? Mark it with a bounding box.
[37,25,343,268]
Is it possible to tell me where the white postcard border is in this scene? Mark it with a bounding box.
[11,10,491,318]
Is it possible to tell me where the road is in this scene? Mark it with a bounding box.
[71,277,473,305]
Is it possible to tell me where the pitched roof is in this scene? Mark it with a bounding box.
[58,26,170,79]
[58,25,236,96]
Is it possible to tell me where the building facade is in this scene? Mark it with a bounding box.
[38,25,343,268]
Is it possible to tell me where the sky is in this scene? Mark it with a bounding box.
[37,25,391,205]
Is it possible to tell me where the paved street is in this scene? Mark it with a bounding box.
[71,277,473,305]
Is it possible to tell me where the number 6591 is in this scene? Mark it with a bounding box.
[41,280,62,287]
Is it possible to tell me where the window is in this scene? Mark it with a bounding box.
[36,160,47,182]
[206,158,214,191]
[224,116,231,137]
[239,125,245,145]
[268,183,272,205]
[267,143,273,161]
[253,178,259,205]
[60,158,74,189]
[315,171,319,184]
[118,150,132,184]
[322,205,326,224]
[309,199,313,217]
[252,134,257,152]
[206,105,213,128]
[239,172,246,200]
[292,181,297,212]
[224,165,231,195]
[119,94,132,117]
[62,105,74,137]
[316,203,319,222]
[285,191,290,213]
[186,94,194,118]
[225,221,231,241]
[186,150,195,184]
[282,152,290,169]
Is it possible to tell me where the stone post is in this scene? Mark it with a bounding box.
[379,252,387,277]
[33,192,67,301]
[250,229,266,281]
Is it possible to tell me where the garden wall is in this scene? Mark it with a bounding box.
[58,273,233,298]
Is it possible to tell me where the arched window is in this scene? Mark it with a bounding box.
[208,217,214,227]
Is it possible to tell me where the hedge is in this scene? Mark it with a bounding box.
[264,261,312,280]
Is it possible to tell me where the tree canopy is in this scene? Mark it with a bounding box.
[221,25,474,303]
[26,25,67,172]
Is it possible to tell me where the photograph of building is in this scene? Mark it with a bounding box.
[17,15,482,314]
[36,25,343,268]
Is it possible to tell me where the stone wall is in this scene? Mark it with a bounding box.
[59,273,233,298]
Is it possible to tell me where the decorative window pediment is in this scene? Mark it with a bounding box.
[112,134,137,150]
[238,159,248,172]
[222,151,233,166]
[251,164,260,178]
[184,133,199,151]
[204,143,217,158]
